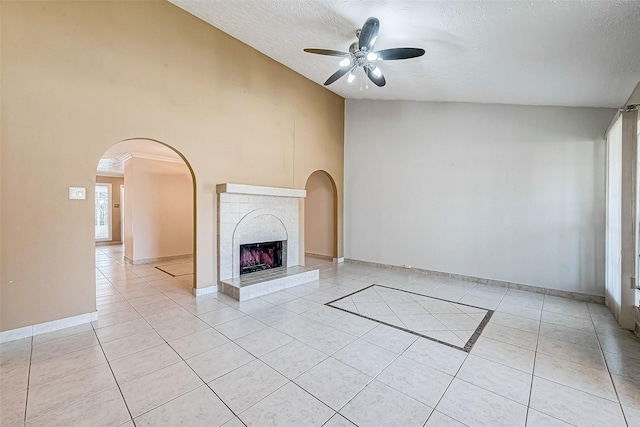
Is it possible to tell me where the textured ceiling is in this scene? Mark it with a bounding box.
[169,0,640,108]
[97,140,183,176]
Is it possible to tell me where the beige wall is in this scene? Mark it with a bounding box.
[305,171,336,258]
[0,1,344,331]
[0,1,3,323]
[124,158,193,263]
[96,176,124,243]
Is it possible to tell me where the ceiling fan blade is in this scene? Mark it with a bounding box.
[304,48,351,57]
[375,48,425,60]
[358,17,379,51]
[365,66,386,87]
[324,66,354,85]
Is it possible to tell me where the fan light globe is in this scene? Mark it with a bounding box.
[339,57,351,67]
[347,70,357,83]
[366,52,379,61]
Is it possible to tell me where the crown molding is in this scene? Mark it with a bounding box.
[98,151,183,177]
[96,171,124,178]
[121,151,183,164]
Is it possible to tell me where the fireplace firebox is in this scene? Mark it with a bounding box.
[239,241,283,275]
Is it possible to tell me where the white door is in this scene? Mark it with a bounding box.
[95,183,112,241]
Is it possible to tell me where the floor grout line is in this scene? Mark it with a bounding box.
[589,303,630,427]
[91,325,137,426]
[523,294,543,426]
[22,335,34,424]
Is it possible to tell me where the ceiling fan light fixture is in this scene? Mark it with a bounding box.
[347,69,357,83]
[304,17,424,88]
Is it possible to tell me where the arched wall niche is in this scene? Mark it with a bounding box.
[304,170,338,259]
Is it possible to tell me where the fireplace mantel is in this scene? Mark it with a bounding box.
[216,183,306,199]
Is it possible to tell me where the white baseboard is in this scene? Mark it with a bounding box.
[193,285,218,297]
[305,252,333,261]
[345,258,605,304]
[333,257,345,263]
[0,311,98,344]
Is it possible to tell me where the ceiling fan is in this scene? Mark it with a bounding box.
[304,17,425,87]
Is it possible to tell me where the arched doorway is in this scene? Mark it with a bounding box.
[304,170,337,262]
[95,138,197,291]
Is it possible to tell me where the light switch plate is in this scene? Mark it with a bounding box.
[69,187,86,200]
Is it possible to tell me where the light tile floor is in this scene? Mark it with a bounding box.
[2,246,640,426]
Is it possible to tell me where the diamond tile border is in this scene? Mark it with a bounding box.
[325,284,494,353]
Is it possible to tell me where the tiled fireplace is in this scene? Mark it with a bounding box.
[216,183,319,300]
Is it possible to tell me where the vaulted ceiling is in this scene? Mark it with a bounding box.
[169,0,640,108]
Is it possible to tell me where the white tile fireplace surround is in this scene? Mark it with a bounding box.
[217,183,319,300]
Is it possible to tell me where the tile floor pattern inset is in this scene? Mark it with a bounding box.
[1,246,639,427]
[154,261,194,278]
[326,284,492,351]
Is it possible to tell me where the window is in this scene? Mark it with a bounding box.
[95,183,112,240]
